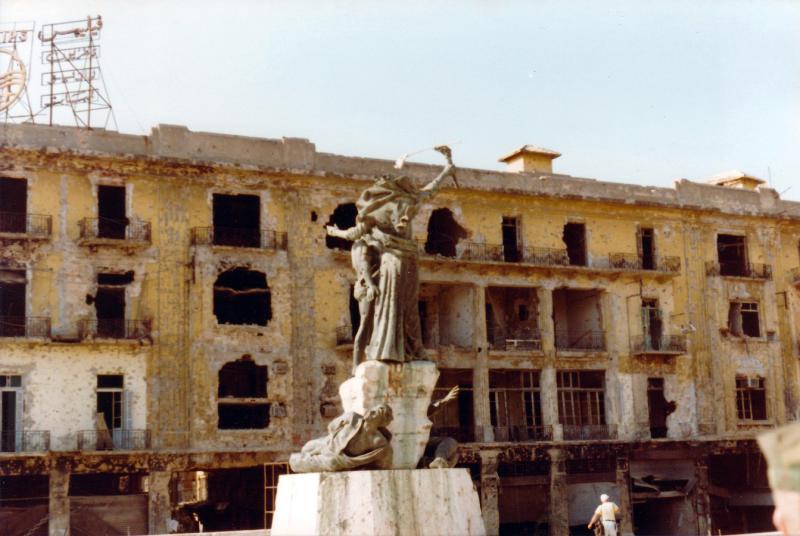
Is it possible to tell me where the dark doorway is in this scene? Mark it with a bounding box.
[502,217,521,262]
[213,194,261,247]
[562,223,587,266]
[213,268,271,326]
[1,390,17,452]
[96,374,124,433]
[425,208,467,257]
[639,227,655,270]
[0,177,27,233]
[98,185,127,239]
[0,270,25,337]
[187,467,266,531]
[96,273,129,338]
[647,378,668,438]
[325,203,358,250]
[717,234,747,276]
[641,299,663,350]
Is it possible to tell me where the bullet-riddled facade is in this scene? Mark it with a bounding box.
[1,123,799,535]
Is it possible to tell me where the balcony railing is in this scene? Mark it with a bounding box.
[336,325,354,346]
[79,318,151,340]
[631,334,687,355]
[555,330,605,352]
[562,424,617,440]
[0,430,50,453]
[430,425,476,443]
[191,227,287,250]
[77,429,151,451]
[0,316,51,338]
[489,333,542,352]
[0,212,52,238]
[78,217,151,243]
[706,261,772,280]
[492,425,553,442]
[600,253,682,273]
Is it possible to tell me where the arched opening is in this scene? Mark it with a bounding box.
[325,203,357,250]
[425,208,467,258]
[213,268,271,326]
[218,356,269,429]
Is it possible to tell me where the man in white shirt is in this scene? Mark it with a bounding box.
[587,493,620,536]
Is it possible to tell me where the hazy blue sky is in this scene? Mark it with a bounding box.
[3,1,799,198]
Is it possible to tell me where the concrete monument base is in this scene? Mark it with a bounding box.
[270,468,486,536]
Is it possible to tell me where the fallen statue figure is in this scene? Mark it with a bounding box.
[289,404,394,473]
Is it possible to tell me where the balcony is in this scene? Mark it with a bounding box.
[706,261,772,280]
[631,334,687,356]
[0,212,52,240]
[431,425,476,443]
[562,424,617,440]
[79,318,151,341]
[0,316,51,339]
[77,217,151,246]
[336,324,354,347]
[555,330,605,352]
[191,227,287,250]
[492,425,553,442]
[489,332,542,353]
[0,430,50,453]
[77,429,151,451]
[599,253,681,274]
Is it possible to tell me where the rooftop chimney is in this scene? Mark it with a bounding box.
[499,145,561,173]
[706,170,766,191]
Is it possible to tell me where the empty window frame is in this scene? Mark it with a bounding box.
[95,272,133,338]
[218,357,270,430]
[0,375,22,452]
[325,203,357,251]
[717,234,748,277]
[638,227,655,270]
[728,302,760,337]
[501,217,521,262]
[489,370,543,440]
[736,376,767,421]
[97,185,127,239]
[213,268,271,326]
[0,270,26,337]
[562,222,587,266]
[97,375,124,432]
[0,177,27,233]
[212,193,261,247]
[425,208,467,258]
[557,371,605,426]
[430,369,474,442]
[641,298,663,350]
[485,287,540,351]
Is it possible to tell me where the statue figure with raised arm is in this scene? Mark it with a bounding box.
[327,147,457,371]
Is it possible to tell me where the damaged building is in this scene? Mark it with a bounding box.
[0,126,799,535]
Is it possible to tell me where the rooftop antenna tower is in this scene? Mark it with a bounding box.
[38,15,116,129]
[0,21,36,122]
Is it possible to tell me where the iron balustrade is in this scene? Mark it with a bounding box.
[0,316,51,338]
[555,330,605,351]
[706,260,772,280]
[562,424,617,440]
[0,212,52,237]
[335,325,354,346]
[77,429,151,450]
[78,217,151,242]
[492,425,553,442]
[0,430,50,453]
[79,318,151,340]
[490,333,542,352]
[429,425,476,443]
[191,227,288,250]
[630,334,687,354]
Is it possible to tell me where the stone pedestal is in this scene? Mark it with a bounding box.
[339,360,439,469]
[271,469,485,536]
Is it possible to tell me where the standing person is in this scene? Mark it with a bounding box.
[588,493,620,536]
[757,422,800,536]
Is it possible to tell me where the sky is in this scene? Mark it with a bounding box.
[3,0,799,199]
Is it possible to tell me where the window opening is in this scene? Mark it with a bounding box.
[557,371,605,426]
[647,378,668,438]
[485,287,539,351]
[489,370,543,441]
[213,268,271,326]
[0,177,27,233]
[641,298,663,350]
[425,208,467,258]
[639,227,655,270]
[213,194,261,247]
[501,217,521,262]
[97,185,127,239]
[418,301,429,345]
[736,376,767,421]
[0,375,22,452]
[218,356,269,429]
[325,203,357,251]
[95,272,132,338]
[562,222,587,266]
[0,270,26,337]
[430,369,474,442]
[552,288,604,350]
[97,374,124,433]
[728,302,760,337]
[717,234,747,277]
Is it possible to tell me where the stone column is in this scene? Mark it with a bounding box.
[548,448,569,536]
[537,286,555,354]
[616,457,634,536]
[694,457,712,536]
[48,466,70,536]
[148,470,173,535]
[473,283,492,442]
[540,367,561,440]
[479,451,500,536]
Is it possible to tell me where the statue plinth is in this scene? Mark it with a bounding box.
[271,469,486,536]
[339,360,438,469]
